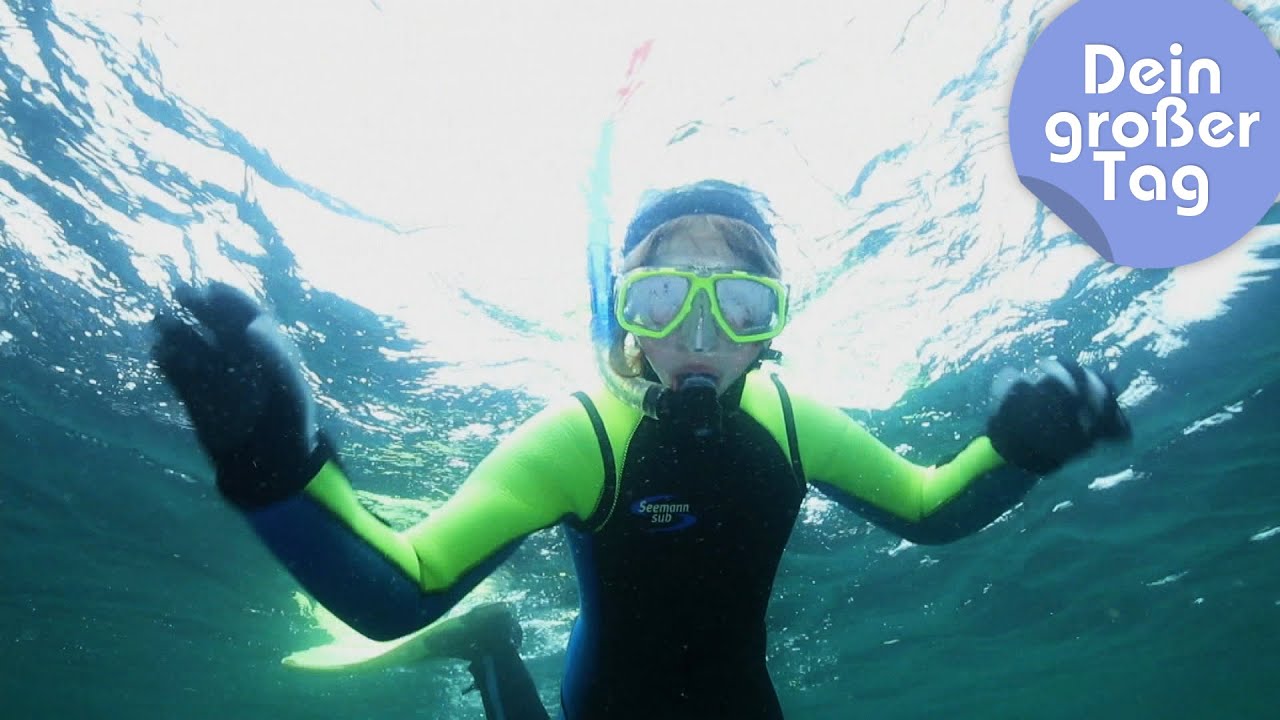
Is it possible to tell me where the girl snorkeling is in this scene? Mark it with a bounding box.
[152,179,1130,719]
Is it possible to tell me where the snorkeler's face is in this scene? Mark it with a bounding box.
[634,223,773,396]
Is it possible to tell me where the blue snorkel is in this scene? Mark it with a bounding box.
[585,123,614,349]
[586,111,667,418]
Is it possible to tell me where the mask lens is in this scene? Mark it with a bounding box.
[621,274,692,333]
[714,277,781,336]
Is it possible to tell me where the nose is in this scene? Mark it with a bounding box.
[680,292,720,353]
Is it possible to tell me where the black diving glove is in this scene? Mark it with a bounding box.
[986,357,1132,475]
[151,281,332,509]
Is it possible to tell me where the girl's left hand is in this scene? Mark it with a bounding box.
[985,357,1132,475]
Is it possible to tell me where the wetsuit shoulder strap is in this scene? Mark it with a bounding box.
[740,371,806,491]
[769,373,806,484]
[571,388,641,531]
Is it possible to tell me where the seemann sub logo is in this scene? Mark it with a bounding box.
[631,495,698,533]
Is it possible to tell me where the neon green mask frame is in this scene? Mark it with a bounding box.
[614,267,789,343]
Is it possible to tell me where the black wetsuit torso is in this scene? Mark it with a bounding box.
[561,398,807,720]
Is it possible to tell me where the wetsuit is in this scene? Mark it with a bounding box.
[243,370,1033,719]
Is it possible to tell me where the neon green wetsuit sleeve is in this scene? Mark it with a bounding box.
[306,394,606,591]
[788,388,1026,542]
[400,396,607,589]
[246,394,608,639]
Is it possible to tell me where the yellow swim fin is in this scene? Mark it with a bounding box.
[282,602,520,673]
[282,624,439,673]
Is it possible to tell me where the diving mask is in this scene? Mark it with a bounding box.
[614,267,788,344]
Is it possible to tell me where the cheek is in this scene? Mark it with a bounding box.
[634,337,681,377]
[727,342,765,369]
[635,336,673,360]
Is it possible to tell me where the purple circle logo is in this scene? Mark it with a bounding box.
[1009,0,1280,268]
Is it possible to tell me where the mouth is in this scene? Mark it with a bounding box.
[673,366,719,391]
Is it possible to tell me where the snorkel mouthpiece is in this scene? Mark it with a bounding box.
[658,373,722,442]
